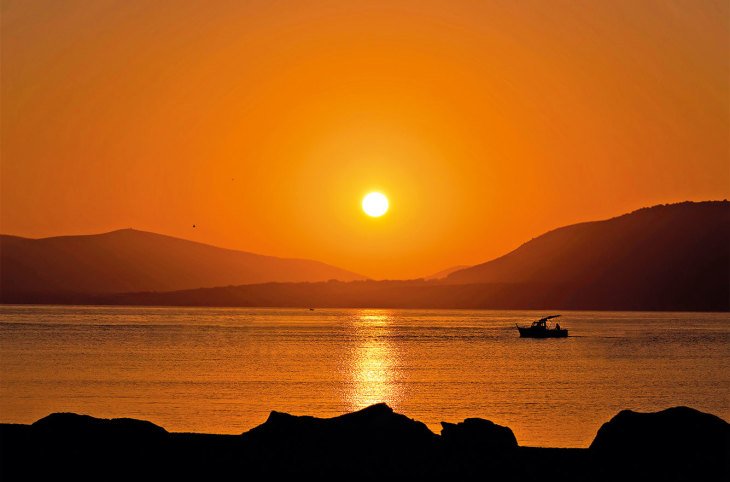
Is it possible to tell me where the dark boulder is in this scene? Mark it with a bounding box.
[32,412,168,438]
[240,403,438,476]
[438,418,520,478]
[25,413,169,480]
[441,418,518,451]
[589,406,729,481]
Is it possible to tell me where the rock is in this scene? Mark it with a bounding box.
[1,413,173,481]
[589,406,729,481]
[590,406,728,454]
[32,412,168,438]
[441,418,518,451]
[241,403,438,475]
[244,402,436,443]
[437,418,521,478]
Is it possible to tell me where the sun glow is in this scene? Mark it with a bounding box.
[362,192,389,217]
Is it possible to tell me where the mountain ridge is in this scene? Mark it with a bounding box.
[446,200,729,287]
[0,228,365,299]
[2,201,727,311]
[3,228,353,264]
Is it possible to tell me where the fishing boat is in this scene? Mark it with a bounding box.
[516,315,568,338]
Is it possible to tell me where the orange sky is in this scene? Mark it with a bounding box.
[2,0,729,279]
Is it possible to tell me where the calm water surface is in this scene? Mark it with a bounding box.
[1,305,727,447]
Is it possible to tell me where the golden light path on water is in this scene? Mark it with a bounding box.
[348,311,402,410]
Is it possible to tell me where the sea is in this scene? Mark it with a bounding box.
[0,305,727,447]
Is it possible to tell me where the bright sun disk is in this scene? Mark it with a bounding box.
[362,192,389,217]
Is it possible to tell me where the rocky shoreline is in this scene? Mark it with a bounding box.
[1,404,727,481]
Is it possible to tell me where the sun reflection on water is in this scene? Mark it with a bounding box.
[348,310,401,410]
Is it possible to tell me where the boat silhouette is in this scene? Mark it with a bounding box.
[516,315,568,338]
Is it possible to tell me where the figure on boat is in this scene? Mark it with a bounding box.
[516,315,568,338]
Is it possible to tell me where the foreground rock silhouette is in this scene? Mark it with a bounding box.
[1,404,727,481]
[590,406,729,481]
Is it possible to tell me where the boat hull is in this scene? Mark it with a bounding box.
[517,327,568,338]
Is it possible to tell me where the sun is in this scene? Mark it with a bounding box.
[362,192,389,217]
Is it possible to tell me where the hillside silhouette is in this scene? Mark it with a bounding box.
[447,201,729,291]
[424,265,470,280]
[90,201,730,311]
[2,201,728,310]
[0,229,364,301]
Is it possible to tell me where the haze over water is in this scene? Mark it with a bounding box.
[1,305,727,447]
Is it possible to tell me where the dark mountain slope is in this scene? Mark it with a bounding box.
[0,229,364,300]
[446,201,729,305]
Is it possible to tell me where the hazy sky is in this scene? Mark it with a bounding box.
[2,0,728,278]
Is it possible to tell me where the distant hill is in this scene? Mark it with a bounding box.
[445,202,730,304]
[91,201,729,311]
[0,229,364,301]
[3,202,728,311]
[423,265,470,280]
